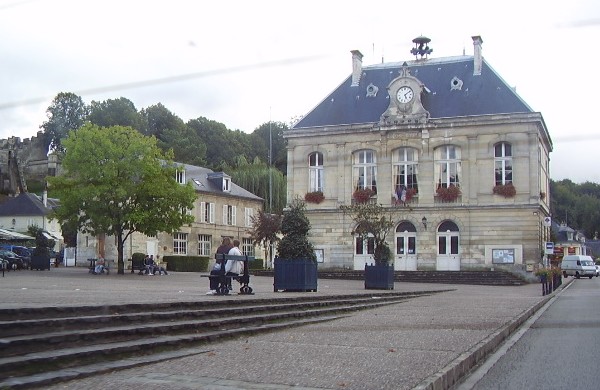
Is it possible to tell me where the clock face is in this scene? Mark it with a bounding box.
[396,86,414,104]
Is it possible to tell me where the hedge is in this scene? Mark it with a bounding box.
[162,255,209,272]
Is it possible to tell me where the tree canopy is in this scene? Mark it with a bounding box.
[40,92,89,153]
[47,124,196,274]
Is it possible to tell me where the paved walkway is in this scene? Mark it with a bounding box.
[1,266,561,389]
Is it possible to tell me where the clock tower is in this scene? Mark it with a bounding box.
[380,62,429,125]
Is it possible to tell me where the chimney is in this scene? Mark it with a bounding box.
[350,50,363,86]
[472,36,483,76]
[42,189,47,207]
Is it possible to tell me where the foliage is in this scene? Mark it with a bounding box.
[550,179,600,238]
[436,184,461,202]
[87,98,144,130]
[28,227,54,257]
[405,188,417,201]
[41,92,89,153]
[277,199,316,261]
[47,124,196,274]
[249,209,282,266]
[493,183,516,198]
[223,155,287,213]
[304,191,324,204]
[340,202,395,265]
[249,121,289,174]
[162,255,209,272]
[353,188,375,203]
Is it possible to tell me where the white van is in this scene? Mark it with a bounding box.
[560,255,597,279]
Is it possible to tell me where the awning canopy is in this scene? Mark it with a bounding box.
[0,228,35,240]
[42,231,61,241]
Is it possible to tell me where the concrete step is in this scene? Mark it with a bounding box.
[0,291,439,386]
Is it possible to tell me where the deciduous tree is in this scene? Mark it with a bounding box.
[48,124,196,274]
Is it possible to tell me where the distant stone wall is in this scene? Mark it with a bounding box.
[0,131,54,194]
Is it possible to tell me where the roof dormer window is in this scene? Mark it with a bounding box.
[176,169,185,184]
[223,178,231,192]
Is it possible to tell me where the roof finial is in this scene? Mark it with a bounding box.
[410,36,433,59]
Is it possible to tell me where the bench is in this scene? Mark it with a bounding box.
[210,254,254,295]
[131,258,146,274]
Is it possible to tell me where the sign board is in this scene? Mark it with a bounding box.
[545,242,554,255]
[543,216,552,227]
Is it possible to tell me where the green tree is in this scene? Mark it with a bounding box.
[40,92,89,153]
[88,97,143,130]
[277,199,316,261]
[47,124,196,274]
[249,209,282,268]
[340,202,395,265]
[222,156,286,213]
[187,117,245,169]
[249,121,288,174]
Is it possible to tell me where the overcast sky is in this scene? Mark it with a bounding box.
[1,0,599,183]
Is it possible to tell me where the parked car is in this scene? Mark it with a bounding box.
[0,245,31,269]
[0,249,25,270]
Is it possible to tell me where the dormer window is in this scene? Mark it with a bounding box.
[223,178,231,192]
[176,169,186,184]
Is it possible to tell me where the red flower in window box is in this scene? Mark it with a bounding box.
[353,188,375,203]
[493,183,516,198]
[436,184,461,202]
[304,191,325,204]
[405,188,417,202]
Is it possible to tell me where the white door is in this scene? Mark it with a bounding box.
[436,221,460,270]
[395,221,417,270]
[353,236,374,270]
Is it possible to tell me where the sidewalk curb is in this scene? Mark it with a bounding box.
[412,278,572,390]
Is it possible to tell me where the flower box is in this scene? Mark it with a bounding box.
[353,188,375,204]
[274,257,318,292]
[364,263,394,290]
[493,183,516,198]
[304,191,325,204]
[436,185,461,202]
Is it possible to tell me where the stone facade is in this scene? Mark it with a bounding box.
[285,37,552,271]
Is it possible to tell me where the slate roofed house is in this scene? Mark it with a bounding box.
[76,163,264,267]
[0,191,62,248]
[285,36,552,272]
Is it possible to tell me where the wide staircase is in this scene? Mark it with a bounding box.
[252,270,528,286]
[0,291,441,389]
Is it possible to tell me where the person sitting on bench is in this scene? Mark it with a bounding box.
[206,237,239,295]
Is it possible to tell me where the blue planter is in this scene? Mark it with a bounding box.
[274,258,318,292]
[364,264,394,290]
[31,254,51,270]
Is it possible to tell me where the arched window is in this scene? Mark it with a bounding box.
[392,148,419,195]
[308,152,324,192]
[494,142,512,185]
[353,150,377,193]
[434,145,461,189]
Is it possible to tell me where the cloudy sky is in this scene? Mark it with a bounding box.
[1,0,599,183]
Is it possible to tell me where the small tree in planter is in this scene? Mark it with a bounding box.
[274,198,317,292]
[340,201,395,289]
[249,210,282,269]
[29,227,54,270]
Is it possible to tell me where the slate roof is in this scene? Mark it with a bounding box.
[0,192,57,217]
[294,55,533,129]
[178,163,263,202]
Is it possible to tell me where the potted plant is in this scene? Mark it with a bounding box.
[304,191,325,204]
[30,228,53,271]
[353,188,375,204]
[341,201,395,289]
[436,184,461,202]
[273,198,318,292]
[493,183,516,198]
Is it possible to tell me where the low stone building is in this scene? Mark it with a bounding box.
[285,36,552,271]
[76,163,263,268]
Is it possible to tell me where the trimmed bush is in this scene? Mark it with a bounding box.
[163,255,209,272]
[248,258,264,270]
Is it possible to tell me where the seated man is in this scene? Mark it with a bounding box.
[93,257,107,274]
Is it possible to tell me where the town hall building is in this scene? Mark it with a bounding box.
[285,36,552,271]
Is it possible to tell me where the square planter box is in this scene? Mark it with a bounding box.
[274,257,318,292]
[364,264,394,290]
[31,254,51,271]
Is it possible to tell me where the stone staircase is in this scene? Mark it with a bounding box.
[0,291,440,389]
[252,269,528,286]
